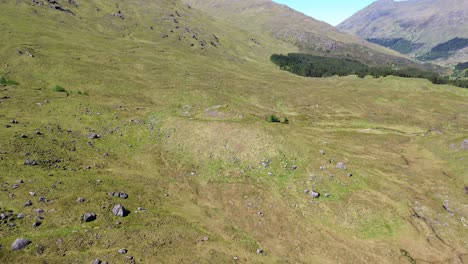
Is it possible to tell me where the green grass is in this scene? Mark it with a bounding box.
[52,85,67,92]
[0,77,19,86]
[0,1,467,263]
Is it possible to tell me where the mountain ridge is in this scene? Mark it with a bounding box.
[337,0,468,64]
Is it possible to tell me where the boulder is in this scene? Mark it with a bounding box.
[88,133,101,139]
[82,213,97,222]
[112,204,129,217]
[24,160,37,166]
[309,191,320,198]
[11,238,31,251]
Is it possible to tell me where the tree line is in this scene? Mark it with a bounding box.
[270,53,468,88]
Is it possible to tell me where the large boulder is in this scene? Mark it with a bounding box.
[11,238,31,251]
[112,204,129,217]
[82,213,97,222]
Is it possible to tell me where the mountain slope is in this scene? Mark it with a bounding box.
[337,0,468,64]
[0,0,467,263]
[185,0,420,67]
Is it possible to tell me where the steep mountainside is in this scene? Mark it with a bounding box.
[0,0,467,263]
[185,0,420,67]
[338,0,468,64]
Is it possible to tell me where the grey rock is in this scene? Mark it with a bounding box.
[336,162,347,170]
[24,200,32,207]
[290,165,298,170]
[82,212,97,222]
[17,213,24,219]
[11,238,31,251]
[347,173,353,177]
[137,207,145,211]
[77,197,85,203]
[462,139,468,150]
[112,204,129,217]
[109,191,129,199]
[256,248,264,254]
[325,193,331,197]
[309,191,320,198]
[92,259,101,264]
[319,150,325,155]
[88,133,100,139]
[24,160,37,166]
[32,221,41,227]
[118,248,127,254]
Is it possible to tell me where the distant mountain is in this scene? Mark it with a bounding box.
[186,0,420,67]
[337,0,468,65]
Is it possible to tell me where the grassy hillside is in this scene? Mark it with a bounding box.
[337,0,468,65]
[0,1,467,263]
[185,0,421,67]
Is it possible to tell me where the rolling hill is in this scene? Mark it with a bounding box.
[337,0,468,65]
[0,0,467,263]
